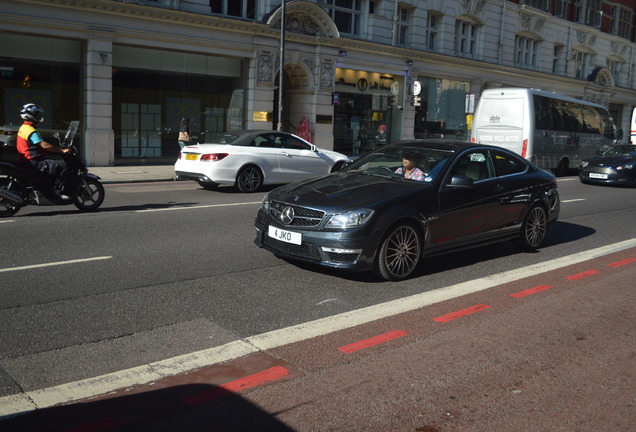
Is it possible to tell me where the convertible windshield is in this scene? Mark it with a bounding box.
[208,132,241,144]
[345,146,451,183]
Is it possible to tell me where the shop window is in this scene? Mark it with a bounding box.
[112,46,245,161]
[414,78,469,141]
[0,34,80,140]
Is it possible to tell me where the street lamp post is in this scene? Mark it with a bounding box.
[277,0,286,132]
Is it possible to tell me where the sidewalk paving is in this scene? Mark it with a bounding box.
[88,165,178,184]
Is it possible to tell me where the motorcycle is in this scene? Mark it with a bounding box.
[0,120,105,217]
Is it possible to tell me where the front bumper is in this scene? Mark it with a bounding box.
[579,169,636,186]
[254,208,380,271]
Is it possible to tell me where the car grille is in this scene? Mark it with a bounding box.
[270,201,325,227]
[263,236,321,260]
[325,251,360,263]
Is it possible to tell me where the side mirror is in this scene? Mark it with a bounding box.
[447,175,474,189]
[309,144,318,152]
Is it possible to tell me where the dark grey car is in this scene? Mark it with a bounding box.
[254,140,560,281]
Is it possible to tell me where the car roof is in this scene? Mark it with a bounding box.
[387,139,480,153]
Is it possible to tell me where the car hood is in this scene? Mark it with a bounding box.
[268,172,430,210]
[585,155,636,166]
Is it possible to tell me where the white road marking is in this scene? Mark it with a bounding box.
[562,198,586,203]
[1,238,635,416]
[0,220,15,224]
[136,201,261,212]
[0,256,112,273]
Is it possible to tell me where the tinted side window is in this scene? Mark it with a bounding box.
[450,151,494,181]
[491,150,527,176]
[279,135,309,150]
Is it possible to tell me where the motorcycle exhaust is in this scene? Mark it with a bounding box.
[0,187,24,205]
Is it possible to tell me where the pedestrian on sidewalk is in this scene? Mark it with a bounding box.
[178,117,191,149]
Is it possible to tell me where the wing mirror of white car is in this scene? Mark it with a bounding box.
[310,144,318,152]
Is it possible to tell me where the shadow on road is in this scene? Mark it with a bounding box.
[1,383,296,432]
[281,221,596,283]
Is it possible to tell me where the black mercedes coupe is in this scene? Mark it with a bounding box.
[254,140,560,281]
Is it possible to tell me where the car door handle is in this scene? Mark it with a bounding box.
[493,184,504,194]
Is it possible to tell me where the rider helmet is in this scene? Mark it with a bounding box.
[20,103,45,123]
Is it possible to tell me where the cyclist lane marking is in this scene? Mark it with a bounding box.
[1,239,636,419]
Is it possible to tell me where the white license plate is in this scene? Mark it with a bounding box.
[268,226,302,245]
[589,173,608,179]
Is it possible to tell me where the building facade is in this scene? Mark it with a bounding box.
[0,0,634,166]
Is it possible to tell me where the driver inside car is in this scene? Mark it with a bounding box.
[16,103,71,199]
[395,151,427,181]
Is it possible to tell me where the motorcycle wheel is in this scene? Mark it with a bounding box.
[0,177,23,217]
[73,177,105,211]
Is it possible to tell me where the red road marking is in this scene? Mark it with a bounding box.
[608,258,636,268]
[510,284,553,298]
[181,366,290,406]
[565,270,600,281]
[433,304,491,323]
[338,330,408,354]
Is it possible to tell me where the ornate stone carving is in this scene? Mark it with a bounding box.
[257,51,274,85]
[320,60,334,90]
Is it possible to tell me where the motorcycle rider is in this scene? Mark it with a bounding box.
[16,103,71,199]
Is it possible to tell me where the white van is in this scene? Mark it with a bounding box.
[471,88,617,175]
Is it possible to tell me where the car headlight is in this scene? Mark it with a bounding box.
[326,209,374,229]
[580,161,589,168]
[261,193,271,212]
[616,163,634,170]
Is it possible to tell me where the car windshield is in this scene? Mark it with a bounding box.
[344,146,452,183]
[208,132,241,144]
[601,145,636,156]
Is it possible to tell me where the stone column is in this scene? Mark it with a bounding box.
[83,35,114,166]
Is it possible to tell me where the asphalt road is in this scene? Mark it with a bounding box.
[0,177,635,430]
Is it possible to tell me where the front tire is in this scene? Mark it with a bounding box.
[374,223,421,281]
[236,165,263,193]
[518,204,547,250]
[0,177,23,217]
[73,177,105,211]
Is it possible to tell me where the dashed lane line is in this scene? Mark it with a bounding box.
[135,202,261,212]
[0,256,112,273]
[1,238,635,417]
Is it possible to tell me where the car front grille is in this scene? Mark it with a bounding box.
[263,236,322,260]
[270,201,325,227]
[325,251,360,263]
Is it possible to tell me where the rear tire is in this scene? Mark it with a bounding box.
[73,177,105,211]
[236,165,263,193]
[518,204,547,250]
[373,223,421,281]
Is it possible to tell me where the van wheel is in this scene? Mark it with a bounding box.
[373,223,421,281]
[518,205,547,250]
